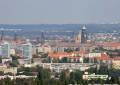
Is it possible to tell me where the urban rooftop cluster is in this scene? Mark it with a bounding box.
[0,26,120,84]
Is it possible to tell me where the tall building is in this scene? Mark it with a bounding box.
[41,32,45,45]
[0,31,4,41]
[76,26,87,44]
[36,37,40,44]
[1,41,10,58]
[22,42,32,59]
[14,33,18,42]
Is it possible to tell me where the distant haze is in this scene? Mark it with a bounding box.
[0,0,120,24]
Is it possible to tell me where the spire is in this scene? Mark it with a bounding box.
[82,25,87,30]
[75,25,88,44]
[80,25,87,44]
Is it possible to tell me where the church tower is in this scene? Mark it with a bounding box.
[76,26,87,44]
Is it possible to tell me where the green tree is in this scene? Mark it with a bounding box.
[37,70,43,85]
[69,72,75,85]
[4,77,13,85]
[10,55,19,67]
[60,57,68,63]
[37,66,50,85]
[52,58,59,63]
[10,60,19,67]
[60,70,69,85]
[74,70,83,84]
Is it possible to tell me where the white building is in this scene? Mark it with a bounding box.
[83,73,108,80]
[22,42,32,59]
[0,41,10,58]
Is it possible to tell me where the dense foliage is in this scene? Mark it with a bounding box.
[0,66,120,85]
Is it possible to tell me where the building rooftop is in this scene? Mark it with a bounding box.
[97,42,120,47]
[48,50,86,59]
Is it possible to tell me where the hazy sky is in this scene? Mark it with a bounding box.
[0,0,120,24]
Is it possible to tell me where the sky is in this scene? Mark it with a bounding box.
[0,0,120,24]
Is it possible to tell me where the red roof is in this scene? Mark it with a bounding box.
[113,57,120,60]
[96,57,112,60]
[97,42,120,47]
[95,53,112,60]
[48,51,85,59]
[57,43,80,47]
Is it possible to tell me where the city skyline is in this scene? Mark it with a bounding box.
[0,0,120,24]
[0,1,120,84]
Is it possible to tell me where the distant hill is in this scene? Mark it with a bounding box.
[0,24,120,32]
[0,24,120,38]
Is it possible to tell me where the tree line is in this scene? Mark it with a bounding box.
[0,66,120,85]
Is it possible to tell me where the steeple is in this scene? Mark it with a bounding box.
[82,25,87,30]
[76,25,87,44]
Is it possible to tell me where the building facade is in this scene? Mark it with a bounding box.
[22,42,32,59]
[0,41,10,58]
